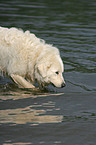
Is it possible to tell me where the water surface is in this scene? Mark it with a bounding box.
[0,0,96,144]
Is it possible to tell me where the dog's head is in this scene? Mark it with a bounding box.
[35,54,65,89]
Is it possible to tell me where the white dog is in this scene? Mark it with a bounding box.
[0,27,65,90]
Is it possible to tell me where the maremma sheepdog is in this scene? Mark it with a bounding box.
[0,27,66,90]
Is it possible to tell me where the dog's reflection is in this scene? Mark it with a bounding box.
[0,105,63,124]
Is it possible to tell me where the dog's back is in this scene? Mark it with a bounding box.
[0,27,28,75]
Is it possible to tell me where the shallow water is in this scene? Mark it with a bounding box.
[0,0,96,144]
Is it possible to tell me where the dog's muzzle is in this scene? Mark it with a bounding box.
[51,82,66,88]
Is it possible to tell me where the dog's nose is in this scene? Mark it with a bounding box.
[61,82,66,88]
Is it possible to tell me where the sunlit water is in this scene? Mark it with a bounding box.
[0,0,96,145]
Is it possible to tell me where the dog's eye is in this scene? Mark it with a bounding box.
[55,71,59,75]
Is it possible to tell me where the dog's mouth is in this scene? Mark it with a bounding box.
[51,82,66,88]
[38,82,60,89]
[37,80,65,90]
[50,82,56,87]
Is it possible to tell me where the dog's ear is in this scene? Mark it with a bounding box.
[37,63,52,78]
[37,63,46,78]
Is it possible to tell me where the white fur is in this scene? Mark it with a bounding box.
[0,27,65,89]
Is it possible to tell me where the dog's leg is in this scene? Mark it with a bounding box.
[11,74,35,88]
